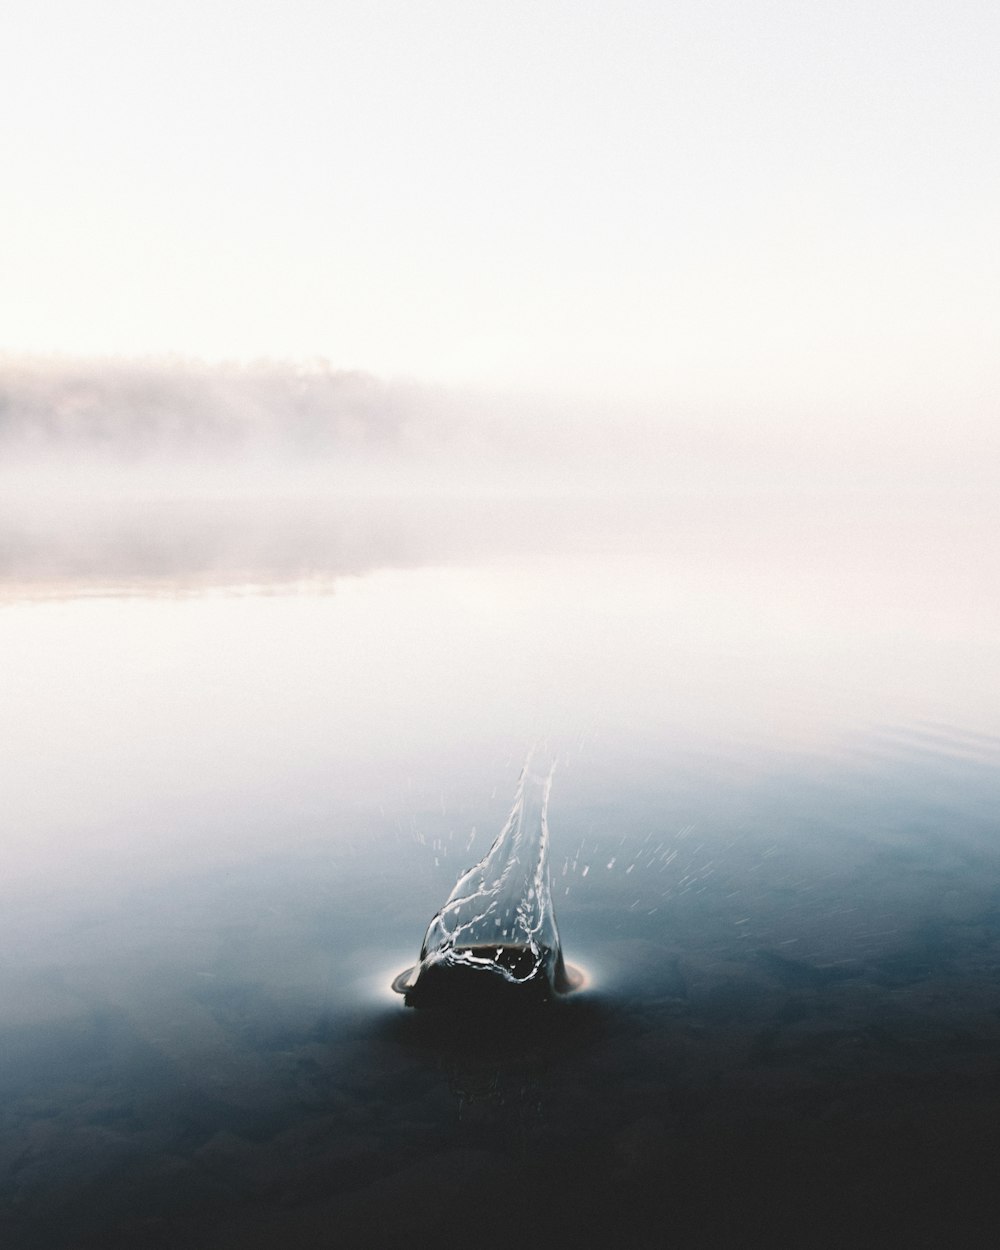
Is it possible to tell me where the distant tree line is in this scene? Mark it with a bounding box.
[0,357,427,458]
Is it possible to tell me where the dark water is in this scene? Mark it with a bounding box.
[2,494,1000,1248]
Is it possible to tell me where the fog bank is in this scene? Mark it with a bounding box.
[2,355,996,599]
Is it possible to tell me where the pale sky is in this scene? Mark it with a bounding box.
[2,1,998,408]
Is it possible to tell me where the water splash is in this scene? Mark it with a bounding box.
[393,758,582,1007]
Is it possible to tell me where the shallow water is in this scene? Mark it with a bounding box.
[2,493,1000,1247]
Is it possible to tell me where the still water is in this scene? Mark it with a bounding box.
[2,492,999,1247]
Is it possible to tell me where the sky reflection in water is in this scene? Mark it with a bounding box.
[2,482,999,1247]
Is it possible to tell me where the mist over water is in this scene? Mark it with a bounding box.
[3,354,997,596]
[2,356,1000,1246]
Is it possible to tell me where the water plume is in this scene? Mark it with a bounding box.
[394,758,581,1008]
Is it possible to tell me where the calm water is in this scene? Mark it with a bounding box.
[2,489,1000,1247]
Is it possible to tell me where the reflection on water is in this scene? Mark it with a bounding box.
[2,450,1000,1243]
[4,727,1000,1247]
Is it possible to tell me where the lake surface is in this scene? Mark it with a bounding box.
[2,487,1000,1247]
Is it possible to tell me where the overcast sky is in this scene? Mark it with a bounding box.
[3,1,998,412]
